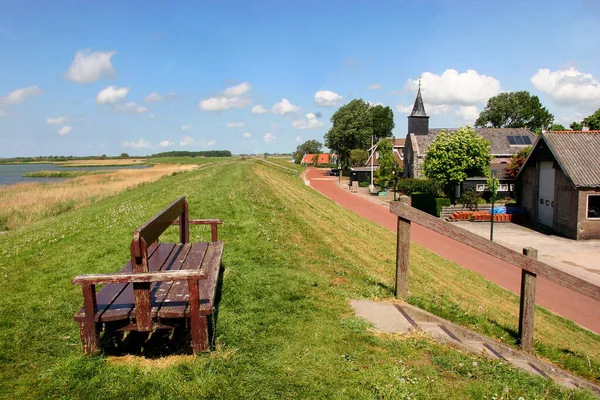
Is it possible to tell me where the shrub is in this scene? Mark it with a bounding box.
[396,178,441,196]
[457,189,483,210]
[359,181,369,188]
[411,193,450,217]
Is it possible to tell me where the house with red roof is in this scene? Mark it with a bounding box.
[301,153,336,165]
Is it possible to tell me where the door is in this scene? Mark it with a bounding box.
[537,161,555,227]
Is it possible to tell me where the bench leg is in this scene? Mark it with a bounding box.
[190,315,209,354]
[79,321,100,354]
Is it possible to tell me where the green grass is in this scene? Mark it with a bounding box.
[146,156,239,165]
[23,170,112,178]
[0,162,597,399]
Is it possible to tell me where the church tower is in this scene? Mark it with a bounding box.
[407,79,429,135]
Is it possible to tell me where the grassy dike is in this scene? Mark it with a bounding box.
[0,162,597,399]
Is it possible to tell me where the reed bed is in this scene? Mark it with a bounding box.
[54,158,146,166]
[0,164,197,231]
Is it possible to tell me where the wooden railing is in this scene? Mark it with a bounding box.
[390,196,600,353]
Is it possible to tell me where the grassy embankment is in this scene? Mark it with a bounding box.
[0,162,598,399]
[0,163,198,231]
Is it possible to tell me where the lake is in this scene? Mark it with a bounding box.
[0,164,148,186]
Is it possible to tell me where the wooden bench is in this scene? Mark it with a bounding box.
[72,196,223,355]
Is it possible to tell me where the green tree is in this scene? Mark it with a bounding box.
[422,126,492,201]
[313,149,322,165]
[120,152,129,158]
[583,108,600,130]
[370,104,395,143]
[475,91,554,133]
[506,146,532,179]
[374,138,394,189]
[570,121,583,130]
[324,100,394,168]
[349,148,368,167]
[551,123,566,131]
[293,139,323,164]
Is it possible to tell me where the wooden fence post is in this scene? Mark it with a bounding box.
[395,196,411,299]
[519,247,538,353]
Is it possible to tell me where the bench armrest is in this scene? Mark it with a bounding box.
[172,218,222,241]
[72,269,207,285]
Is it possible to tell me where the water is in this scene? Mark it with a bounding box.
[0,163,148,186]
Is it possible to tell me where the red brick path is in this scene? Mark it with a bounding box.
[306,168,600,334]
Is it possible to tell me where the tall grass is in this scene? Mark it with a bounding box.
[0,164,197,231]
[0,162,596,399]
[54,159,146,166]
[23,170,110,178]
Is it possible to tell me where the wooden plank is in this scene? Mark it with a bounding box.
[188,278,209,353]
[149,243,193,318]
[159,242,209,319]
[395,196,411,299]
[131,197,185,257]
[519,247,537,353]
[80,284,99,354]
[98,243,176,322]
[72,267,207,285]
[180,199,189,244]
[73,242,162,322]
[188,241,224,316]
[389,201,600,302]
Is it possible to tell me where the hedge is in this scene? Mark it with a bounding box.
[396,178,441,196]
[411,192,451,217]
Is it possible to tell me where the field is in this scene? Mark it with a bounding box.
[0,161,598,399]
[54,159,147,167]
[0,163,198,231]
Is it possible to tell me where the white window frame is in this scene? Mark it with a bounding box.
[498,184,509,192]
[509,184,515,191]
[476,184,488,192]
[587,194,600,220]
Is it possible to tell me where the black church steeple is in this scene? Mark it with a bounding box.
[408,78,430,135]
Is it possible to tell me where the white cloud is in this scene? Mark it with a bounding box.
[158,140,172,147]
[180,136,194,146]
[65,49,116,84]
[296,136,302,142]
[367,101,384,107]
[148,113,157,119]
[531,67,600,105]
[96,85,129,104]
[123,138,150,148]
[243,132,252,138]
[396,103,449,115]
[198,82,252,112]
[272,98,299,115]
[252,104,267,114]
[314,90,343,106]
[456,105,479,121]
[143,91,177,102]
[227,122,244,128]
[396,104,413,114]
[0,86,43,106]
[181,125,191,131]
[115,102,147,114]
[223,82,251,98]
[207,139,216,146]
[264,132,276,143]
[46,116,67,125]
[292,113,323,130]
[57,126,72,136]
[406,69,501,105]
[367,84,381,90]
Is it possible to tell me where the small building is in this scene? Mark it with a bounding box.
[301,153,335,165]
[349,166,376,184]
[518,130,600,240]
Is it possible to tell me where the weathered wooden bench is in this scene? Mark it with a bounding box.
[72,196,223,354]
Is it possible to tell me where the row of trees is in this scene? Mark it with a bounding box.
[149,150,232,158]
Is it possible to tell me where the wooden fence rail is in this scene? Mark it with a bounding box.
[390,196,600,352]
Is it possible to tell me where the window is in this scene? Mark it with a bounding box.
[498,184,509,192]
[588,195,600,219]
[509,184,515,191]
[476,184,488,192]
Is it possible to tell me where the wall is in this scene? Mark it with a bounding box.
[519,163,538,222]
[577,188,600,240]
[553,167,579,239]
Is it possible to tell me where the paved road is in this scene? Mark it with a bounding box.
[306,167,600,334]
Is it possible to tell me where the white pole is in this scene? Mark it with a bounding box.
[370,135,375,193]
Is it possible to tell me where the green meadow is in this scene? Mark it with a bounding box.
[0,161,597,399]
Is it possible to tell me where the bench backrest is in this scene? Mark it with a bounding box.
[130,196,189,273]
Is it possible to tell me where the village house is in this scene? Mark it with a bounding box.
[301,153,335,165]
[517,130,600,240]
[402,86,535,196]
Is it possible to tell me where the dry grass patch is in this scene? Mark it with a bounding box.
[55,158,146,166]
[0,163,197,230]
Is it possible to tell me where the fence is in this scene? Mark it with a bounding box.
[390,196,600,353]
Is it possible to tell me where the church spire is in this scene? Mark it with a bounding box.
[410,77,427,117]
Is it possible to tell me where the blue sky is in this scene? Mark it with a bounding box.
[1,0,599,157]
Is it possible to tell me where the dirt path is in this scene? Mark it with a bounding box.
[306,167,600,334]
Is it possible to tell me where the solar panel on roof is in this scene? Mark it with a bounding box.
[507,136,517,145]
[522,136,532,145]
[514,136,524,145]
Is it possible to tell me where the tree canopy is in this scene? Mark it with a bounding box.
[475,91,554,133]
[293,139,323,164]
[583,108,600,130]
[551,123,566,131]
[422,126,492,189]
[374,138,394,189]
[506,146,531,179]
[349,149,368,167]
[324,99,394,167]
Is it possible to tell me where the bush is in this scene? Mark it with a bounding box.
[457,189,484,210]
[411,193,450,217]
[359,181,369,187]
[396,178,441,196]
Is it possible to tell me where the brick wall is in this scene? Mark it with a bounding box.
[553,167,578,239]
[519,163,538,221]
[577,189,600,240]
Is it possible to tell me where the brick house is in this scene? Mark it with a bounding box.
[402,85,535,197]
[517,130,600,240]
[301,153,335,165]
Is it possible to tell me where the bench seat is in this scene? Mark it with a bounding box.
[74,241,223,323]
